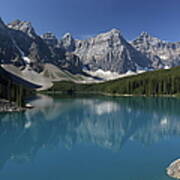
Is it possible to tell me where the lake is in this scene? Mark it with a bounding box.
[0,95,179,180]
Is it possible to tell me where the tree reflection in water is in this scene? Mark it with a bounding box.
[0,95,180,169]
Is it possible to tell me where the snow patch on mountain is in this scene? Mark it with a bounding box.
[11,37,32,65]
[8,20,36,38]
[164,65,171,69]
[83,67,151,81]
[84,69,121,80]
[23,57,31,64]
[11,38,25,56]
[159,55,169,60]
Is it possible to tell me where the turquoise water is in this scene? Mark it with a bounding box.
[0,95,179,180]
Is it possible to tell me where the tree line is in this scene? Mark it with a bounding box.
[49,66,180,96]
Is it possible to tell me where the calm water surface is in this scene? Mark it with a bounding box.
[0,95,179,180]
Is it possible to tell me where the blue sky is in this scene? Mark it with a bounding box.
[1,0,180,41]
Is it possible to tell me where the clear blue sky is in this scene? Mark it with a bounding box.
[1,0,180,41]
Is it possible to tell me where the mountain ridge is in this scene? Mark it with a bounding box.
[0,17,180,84]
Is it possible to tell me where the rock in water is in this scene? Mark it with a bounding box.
[167,159,180,179]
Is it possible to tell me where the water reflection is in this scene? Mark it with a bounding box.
[0,95,180,169]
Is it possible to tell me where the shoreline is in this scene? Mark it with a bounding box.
[42,91,179,98]
[1,91,176,113]
[0,99,26,113]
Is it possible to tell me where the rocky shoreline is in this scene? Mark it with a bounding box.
[167,159,180,179]
[0,99,25,112]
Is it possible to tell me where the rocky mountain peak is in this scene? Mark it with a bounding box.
[60,32,76,52]
[99,28,121,37]
[74,29,150,73]
[131,32,180,69]
[41,32,58,46]
[8,19,36,38]
[1,17,180,78]
[109,28,121,35]
[62,32,73,40]
[95,28,122,41]
[134,32,163,46]
[139,31,151,38]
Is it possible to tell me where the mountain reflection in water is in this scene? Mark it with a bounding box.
[0,95,180,170]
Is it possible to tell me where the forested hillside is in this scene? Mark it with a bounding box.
[48,67,180,96]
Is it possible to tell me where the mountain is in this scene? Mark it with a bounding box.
[41,32,83,74]
[0,18,24,66]
[7,19,53,72]
[41,32,58,46]
[1,17,180,86]
[59,33,76,52]
[8,19,37,38]
[132,32,180,69]
[60,29,151,73]
[0,18,84,74]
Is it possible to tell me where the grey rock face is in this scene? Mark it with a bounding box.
[41,33,58,46]
[41,32,65,59]
[74,29,150,73]
[42,33,83,74]
[132,32,180,68]
[57,52,83,74]
[0,18,24,66]
[7,20,83,73]
[8,20,36,38]
[60,33,76,52]
[6,20,53,71]
[0,18,85,74]
[2,17,180,77]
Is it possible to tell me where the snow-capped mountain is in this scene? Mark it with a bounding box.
[59,33,76,52]
[59,29,151,74]
[8,19,37,38]
[41,32,58,46]
[131,32,180,69]
[75,29,151,73]
[1,17,180,83]
[41,32,83,74]
[0,18,83,74]
[6,19,52,72]
[0,18,24,66]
